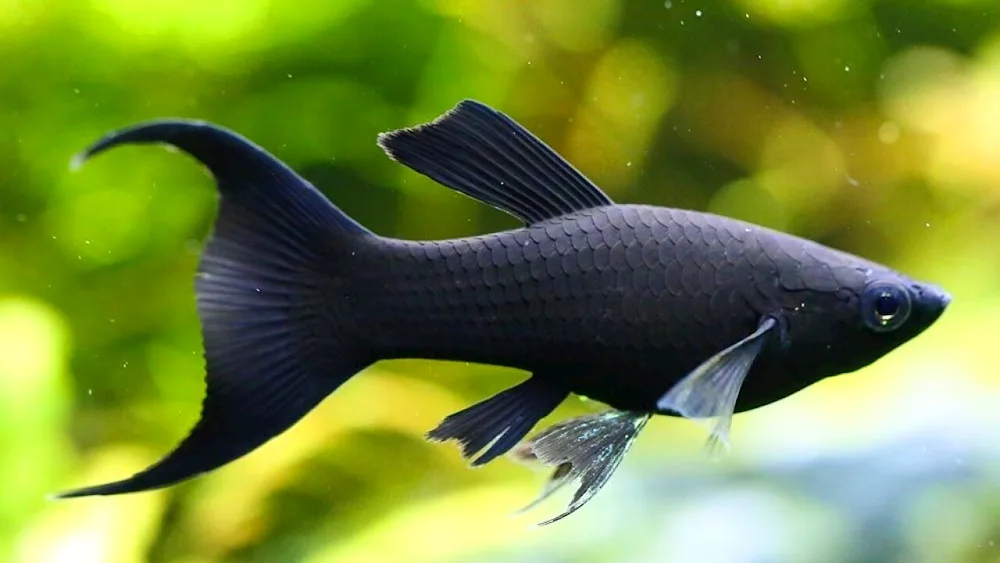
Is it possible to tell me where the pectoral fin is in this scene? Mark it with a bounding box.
[656,317,776,454]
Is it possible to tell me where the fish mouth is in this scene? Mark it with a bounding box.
[915,283,951,322]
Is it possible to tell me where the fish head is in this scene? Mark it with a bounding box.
[779,262,950,377]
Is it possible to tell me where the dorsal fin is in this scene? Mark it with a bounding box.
[377,100,614,225]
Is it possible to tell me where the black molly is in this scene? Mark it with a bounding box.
[55,100,951,525]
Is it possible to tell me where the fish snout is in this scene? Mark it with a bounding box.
[914,283,951,321]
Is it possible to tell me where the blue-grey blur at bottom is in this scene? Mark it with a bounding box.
[481,409,1000,563]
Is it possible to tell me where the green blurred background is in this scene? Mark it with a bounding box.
[3,0,1000,561]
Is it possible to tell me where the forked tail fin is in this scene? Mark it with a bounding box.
[56,120,373,497]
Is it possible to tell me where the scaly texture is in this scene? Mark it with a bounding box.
[351,204,870,413]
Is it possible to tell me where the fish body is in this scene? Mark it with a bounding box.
[350,205,924,414]
[56,100,950,525]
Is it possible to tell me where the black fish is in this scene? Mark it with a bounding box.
[54,100,950,525]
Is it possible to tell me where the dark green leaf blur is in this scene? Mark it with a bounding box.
[2,1,999,561]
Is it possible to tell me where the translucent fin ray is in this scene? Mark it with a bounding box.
[509,410,651,526]
[656,317,776,453]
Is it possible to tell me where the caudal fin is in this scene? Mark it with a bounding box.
[55,120,373,497]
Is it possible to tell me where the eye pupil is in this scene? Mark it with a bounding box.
[874,293,899,318]
[862,283,911,332]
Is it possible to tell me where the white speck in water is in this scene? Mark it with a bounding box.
[88,388,92,396]
[845,174,859,187]
[696,9,702,17]
[925,222,931,228]
[109,318,115,324]
[626,161,632,167]
[122,361,128,368]
[287,73,293,78]
[664,0,671,8]
[255,287,261,292]
[844,65,851,72]
[84,239,91,245]
[73,88,80,94]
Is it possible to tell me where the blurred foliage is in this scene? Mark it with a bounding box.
[2,0,1000,561]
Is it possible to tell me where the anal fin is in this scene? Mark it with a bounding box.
[427,376,568,466]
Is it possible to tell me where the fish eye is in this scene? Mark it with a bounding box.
[861,282,911,332]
